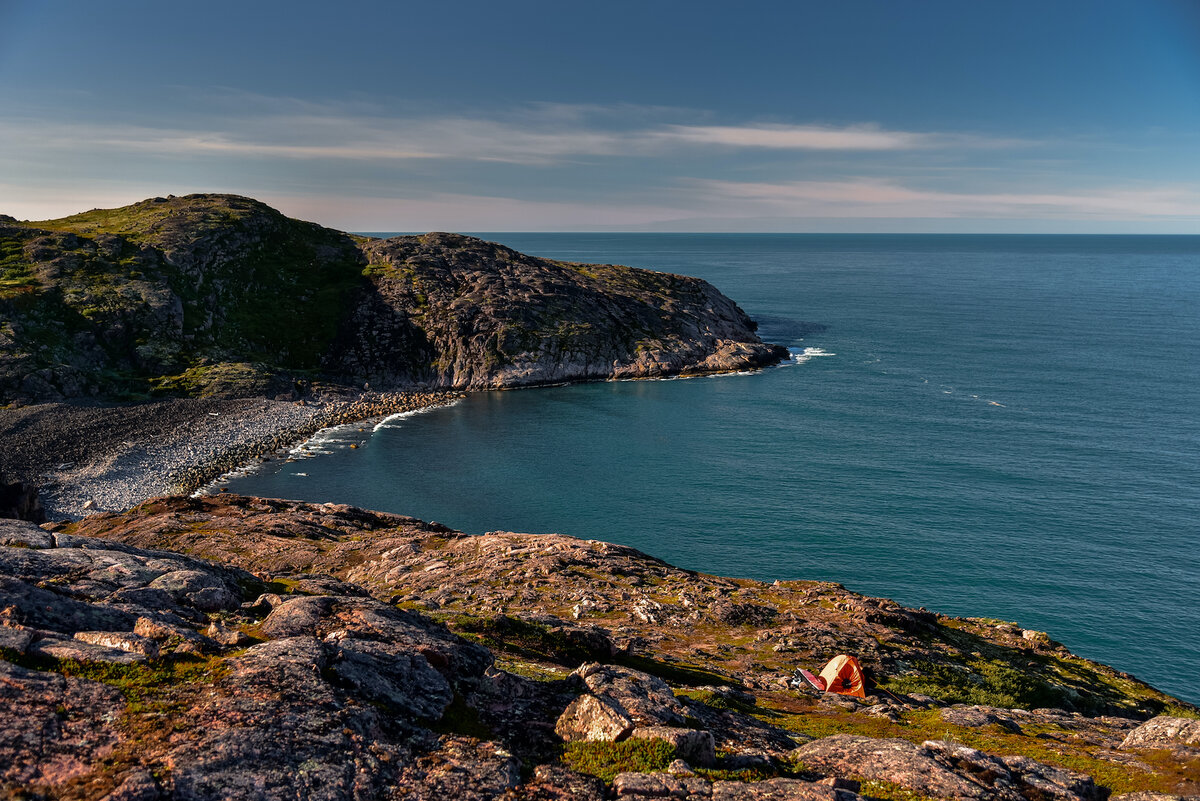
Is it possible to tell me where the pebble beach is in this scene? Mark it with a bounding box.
[0,390,463,521]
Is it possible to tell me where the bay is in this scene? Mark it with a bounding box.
[224,234,1200,704]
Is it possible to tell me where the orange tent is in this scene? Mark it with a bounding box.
[817,654,867,698]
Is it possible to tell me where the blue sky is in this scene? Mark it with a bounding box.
[2,0,1199,231]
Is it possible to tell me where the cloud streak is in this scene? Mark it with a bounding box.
[689,178,1200,219]
[0,104,1025,168]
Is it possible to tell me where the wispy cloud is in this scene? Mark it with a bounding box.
[657,124,930,150]
[0,101,1027,168]
[690,178,1200,219]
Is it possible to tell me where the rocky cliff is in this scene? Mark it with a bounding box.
[0,195,784,403]
[3,494,1196,800]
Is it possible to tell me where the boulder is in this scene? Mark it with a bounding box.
[1120,716,1200,750]
[555,694,635,742]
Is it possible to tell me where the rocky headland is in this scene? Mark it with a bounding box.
[0,193,784,405]
[1,494,1197,800]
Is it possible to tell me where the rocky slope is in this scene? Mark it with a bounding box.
[0,195,784,404]
[3,494,1196,800]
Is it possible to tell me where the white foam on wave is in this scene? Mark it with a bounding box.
[373,396,464,431]
[786,346,835,365]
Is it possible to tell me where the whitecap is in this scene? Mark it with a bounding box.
[786,346,836,365]
[373,395,465,431]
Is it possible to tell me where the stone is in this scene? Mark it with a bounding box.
[940,705,1023,733]
[0,623,34,654]
[1120,716,1200,750]
[30,632,147,664]
[258,595,335,638]
[711,778,863,800]
[630,726,717,767]
[73,630,160,657]
[204,619,248,647]
[147,569,239,612]
[555,694,635,742]
[0,660,126,789]
[573,662,688,726]
[613,771,711,798]
[791,735,996,799]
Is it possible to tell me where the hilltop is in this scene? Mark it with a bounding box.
[0,194,784,404]
[1,494,1197,800]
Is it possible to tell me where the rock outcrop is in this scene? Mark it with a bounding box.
[0,195,784,404]
[1,493,1193,799]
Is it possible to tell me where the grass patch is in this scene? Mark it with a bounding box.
[881,658,1066,710]
[447,615,607,666]
[615,653,738,688]
[560,738,676,782]
[0,648,226,705]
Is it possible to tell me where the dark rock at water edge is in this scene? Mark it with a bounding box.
[0,472,43,522]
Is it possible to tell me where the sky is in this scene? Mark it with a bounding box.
[1,0,1199,232]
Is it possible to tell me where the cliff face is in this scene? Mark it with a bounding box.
[3,495,1195,801]
[333,233,785,389]
[0,195,784,403]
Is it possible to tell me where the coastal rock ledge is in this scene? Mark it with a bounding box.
[0,194,786,404]
[2,494,1197,800]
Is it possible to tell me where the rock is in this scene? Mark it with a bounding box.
[329,634,454,720]
[204,619,248,647]
[711,600,779,627]
[73,630,161,657]
[521,764,608,801]
[792,735,1101,801]
[392,736,521,800]
[0,473,45,523]
[0,660,126,790]
[30,632,148,664]
[711,778,864,799]
[630,726,716,767]
[101,769,162,801]
[1120,716,1200,750]
[0,518,52,548]
[573,663,688,726]
[555,694,635,742]
[0,623,33,653]
[258,595,336,637]
[923,740,1100,800]
[613,771,711,798]
[940,705,1024,733]
[147,569,240,612]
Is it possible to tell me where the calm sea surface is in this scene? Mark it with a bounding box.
[225,234,1200,704]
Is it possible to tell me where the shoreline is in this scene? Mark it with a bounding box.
[0,390,463,521]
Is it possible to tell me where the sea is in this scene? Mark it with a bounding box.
[223,234,1200,705]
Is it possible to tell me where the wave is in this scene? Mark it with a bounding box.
[786,346,836,365]
[373,396,465,431]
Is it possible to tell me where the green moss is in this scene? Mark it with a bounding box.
[0,237,37,295]
[856,779,940,801]
[447,614,602,666]
[881,658,1066,710]
[0,648,227,704]
[560,738,676,782]
[614,653,737,688]
[149,361,275,399]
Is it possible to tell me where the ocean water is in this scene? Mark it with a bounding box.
[224,234,1200,705]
